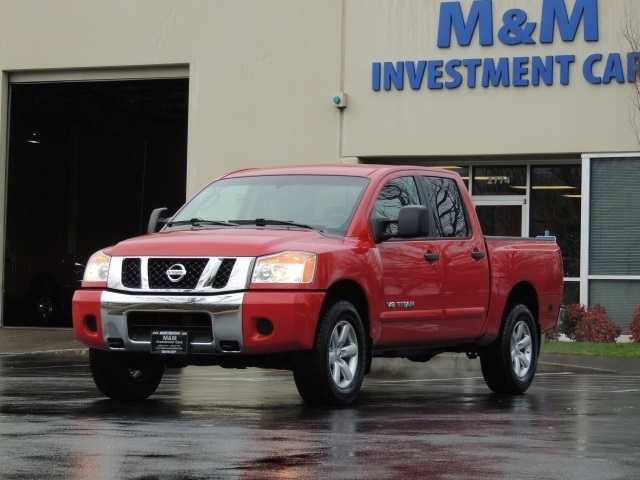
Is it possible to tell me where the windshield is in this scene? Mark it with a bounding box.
[169,174,370,237]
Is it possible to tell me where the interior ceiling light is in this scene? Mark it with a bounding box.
[437,166,462,170]
[509,186,577,190]
[563,194,582,198]
[474,176,510,181]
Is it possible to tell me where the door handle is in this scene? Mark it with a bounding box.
[472,250,485,260]
[425,253,439,262]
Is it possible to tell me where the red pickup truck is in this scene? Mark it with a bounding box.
[73,165,565,406]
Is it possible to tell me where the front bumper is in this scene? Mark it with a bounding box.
[73,289,325,356]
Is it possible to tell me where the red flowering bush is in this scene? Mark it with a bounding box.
[563,303,587,340]
[626,306,640,342]
[573,304,621,343]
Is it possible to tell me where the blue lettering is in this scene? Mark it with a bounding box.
[627,52,640,83]
[482,58,510,87]
[372,62,381,91]
[498,9,537,45]
[583,54,602,84]
[555,55,575,85]
[532,56,554,86]
[438,0,493,48]
[602,53,625,84]
[540,0,599,43]
[513,57,530,87]
[406,61,427,90]
[445,59,463,88]
[384,62,405,90]
[428,60,444,89]
[463,58,482,87]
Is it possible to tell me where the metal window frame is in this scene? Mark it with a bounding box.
[1,65,190,328]
[580,153,640,307]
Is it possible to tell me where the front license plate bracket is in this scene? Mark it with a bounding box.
[151,331,189,354]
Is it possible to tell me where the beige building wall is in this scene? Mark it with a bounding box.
[0,0,345,196]
[343,0,640,157]
[0,0,638,324]
[0,0,344,319]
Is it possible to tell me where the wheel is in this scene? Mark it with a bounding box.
[24,281,58,324]
[480,304,538,394]
[89,348,165,400]
[293,300,367,406]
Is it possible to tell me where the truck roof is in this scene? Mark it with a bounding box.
[222,164,452,181]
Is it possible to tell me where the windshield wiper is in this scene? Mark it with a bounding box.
[168,218,238,227]
[233,218,322,232]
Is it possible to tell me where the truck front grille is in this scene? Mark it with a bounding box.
[148,258,208,289]
[114,256,250,292]
[211,259,236,289]
[122,258,142,288]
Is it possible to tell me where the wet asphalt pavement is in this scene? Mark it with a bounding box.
[1,355,639,480]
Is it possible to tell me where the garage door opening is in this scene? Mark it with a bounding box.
[3,78,189,327]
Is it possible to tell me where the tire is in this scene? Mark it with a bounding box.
[293,300,367,407]
[480,304,538,394]
[89,348,165,400]
[25,281,58,324]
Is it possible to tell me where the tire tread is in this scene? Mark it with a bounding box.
[293,299,366,407]
[480,303,538,394]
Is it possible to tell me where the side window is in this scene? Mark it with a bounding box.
[422,176,470,238]
[375,176,420,236]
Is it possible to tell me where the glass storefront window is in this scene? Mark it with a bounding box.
[590,159,640,276]
[530,166,581,278]
[563,281,580,306]
[588,157,640,328]
[476,204,522,237]
[472,166,527,195]
[435,166,469,190]
[589,280,640,331]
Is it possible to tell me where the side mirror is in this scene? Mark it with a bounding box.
[369,210,392,243]
[147,207,169,234]
[397,205,429,238]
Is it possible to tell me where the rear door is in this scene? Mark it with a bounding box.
[420,175,490,342]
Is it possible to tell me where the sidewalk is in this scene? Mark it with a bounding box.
[1,327,640,373]
[0,327,88,356]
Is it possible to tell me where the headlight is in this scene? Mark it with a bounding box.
[252,251,317,284]
[83,251,111,283]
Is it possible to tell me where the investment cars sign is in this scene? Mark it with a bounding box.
[372,0,640,90]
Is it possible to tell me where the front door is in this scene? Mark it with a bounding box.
[473,198,527,237]
[373,175,443,347]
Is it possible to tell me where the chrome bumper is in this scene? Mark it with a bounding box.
[100,290,245,354]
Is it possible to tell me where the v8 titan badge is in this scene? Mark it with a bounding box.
[151,331,189,354]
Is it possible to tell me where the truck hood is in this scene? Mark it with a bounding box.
[106,227,335,257]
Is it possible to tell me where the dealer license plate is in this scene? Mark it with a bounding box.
[151,331,189,354]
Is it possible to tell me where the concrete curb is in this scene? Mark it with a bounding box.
[1,328,639,374]
[537,361,617,374]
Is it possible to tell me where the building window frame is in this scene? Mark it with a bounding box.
[581,153,640,327]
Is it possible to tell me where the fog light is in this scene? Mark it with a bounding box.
[256,318,274,336]
[85,315,98,332]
